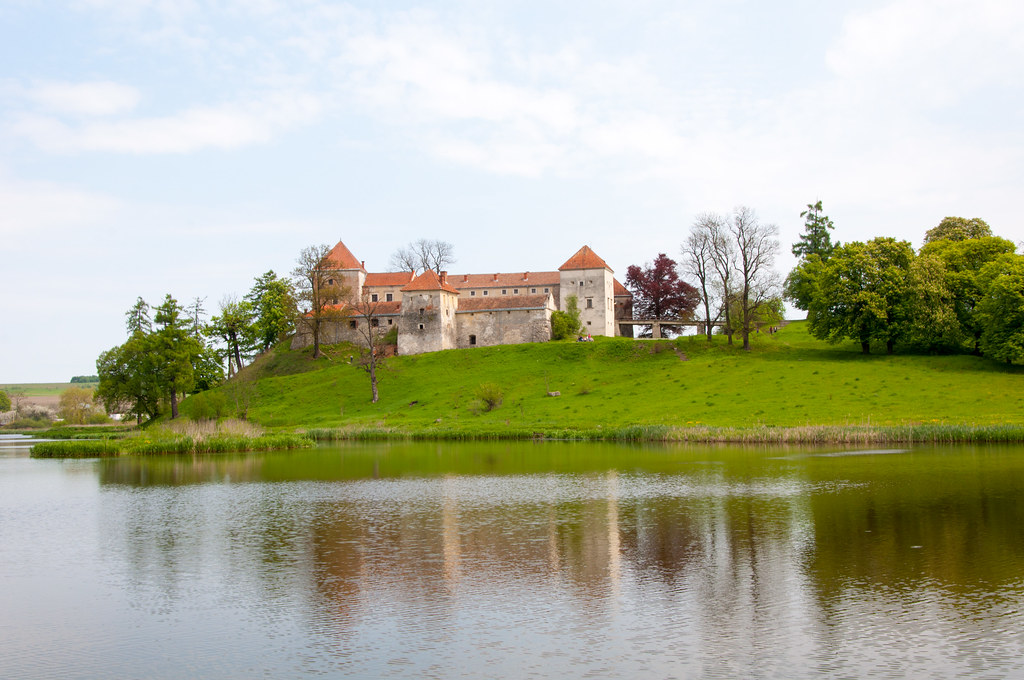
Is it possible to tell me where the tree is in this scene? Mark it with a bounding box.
[184,296,207,338]
[389,239,456,275]
[207,296,255,376]
[125,297,151,335]
[245,270,296,352]
[700,213,737,345]
[348,291,388,403]
[625,253,699,337]
[96,333,163,423]
[551,295,582,340]
[976,253,1024,364]
[807,238,915,354]
[58,386,98,424]
[923,217,992,244]
[153,294,202,419]
[292,244,348,359]
[918,236,1017,353]
[792,200,837,259]
[682,216,720,340]
[0,390,10,413]
[729,207,781,351]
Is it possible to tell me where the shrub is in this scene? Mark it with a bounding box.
[475,382,504,411]
[550,295,582,340]
[0,390,10,413]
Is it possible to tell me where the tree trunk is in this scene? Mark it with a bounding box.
[170,382,179,419]
[886,339,894,354]
[861,341,870,354]
[369,358,379,403]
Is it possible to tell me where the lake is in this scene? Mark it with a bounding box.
[2,436,1023,679]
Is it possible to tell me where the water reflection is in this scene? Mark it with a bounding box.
[4,442,1024,678]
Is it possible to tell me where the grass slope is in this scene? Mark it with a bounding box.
[198,322,1023,435]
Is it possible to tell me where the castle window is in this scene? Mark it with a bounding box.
[328,279,334,286]
[586,298,593,309]
[349,320,357,328]
[386,293,393,302]
[470,290,476,296]
[387,319,393,325]
[587,321,592,326]
[544,288,549,293]
[419,308,424,316]
[483,290,488,296]
[579,281,584,287]
[469,335,476,346]
[371,293,378,302]
[502,289,507,295]
[531,288,536,293]
[418,323,424,330]
[371,318,379,327]
[332,298,339,305]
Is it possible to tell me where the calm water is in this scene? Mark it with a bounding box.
[2,436,1024,679]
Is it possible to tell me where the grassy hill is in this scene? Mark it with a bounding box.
[185,322,1024,438]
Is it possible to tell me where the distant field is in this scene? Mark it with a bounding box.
[182,321,1024,434]
[0,383,96,397]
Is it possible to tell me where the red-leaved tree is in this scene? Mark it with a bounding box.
[625,254,700,337]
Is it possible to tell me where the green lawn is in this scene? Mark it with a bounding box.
[201,322,1023,433]
[0,382,96,397]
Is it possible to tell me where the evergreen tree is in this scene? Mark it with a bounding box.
[792,200,836,260]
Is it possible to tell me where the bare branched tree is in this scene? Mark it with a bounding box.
[348,290,388,403]
[389,239,455,274]
[729,206,781,350]
[704,213,737,345]
[683,213,723,340]
[292,244,348,359]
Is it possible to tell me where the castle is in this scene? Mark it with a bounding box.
[291,241,634,354]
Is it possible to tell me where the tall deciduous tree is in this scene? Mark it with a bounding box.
[389,239,455,274]
[625,253,699,337]
[807,238,915,354]
[207,296,255,376]
[245,270,296,352]
[923,217,992,244]
[729,207,781,351]
[96,332,162,423]
[917,236,1017,353]
[292,244,347,359]
[58,386,99,424]
[792,200,837,259]
[682,215,720,340]
[976,253,1024,364]
[348,291,388,403]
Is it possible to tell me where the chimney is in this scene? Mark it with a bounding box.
[523,271,529,281]
[463,274,469,282]
[493,273,498,282]
[440,271,447,285]
[361,260,365,269]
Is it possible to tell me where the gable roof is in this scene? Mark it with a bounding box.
[558,245,612,272]
[325,241,364,270]
[450,271,561,289]
[364,271,416,287]
[613,279,631,297]
[456,294,554,313]
[400,269,461,294]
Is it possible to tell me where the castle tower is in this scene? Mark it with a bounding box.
[398,270,460,355]
[324,240,367,298]
[558,246,616,336]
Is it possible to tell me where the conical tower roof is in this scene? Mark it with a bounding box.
[325,240,364,270]
[558,245,612,272]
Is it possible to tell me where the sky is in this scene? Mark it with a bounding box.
[1,0,1022,382]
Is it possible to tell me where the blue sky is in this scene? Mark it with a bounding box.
[1,0,1022,382]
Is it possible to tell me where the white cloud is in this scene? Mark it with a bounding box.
[11,92,322,154]
[26,80,141,116]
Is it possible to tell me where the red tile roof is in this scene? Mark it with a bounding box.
[456,294,553,312]
[451,271,561,289]
[401,269,461,294]
[613,279,631,297]
[558,245,612,272]
[364,271,416,287]
[325,241,364,270]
